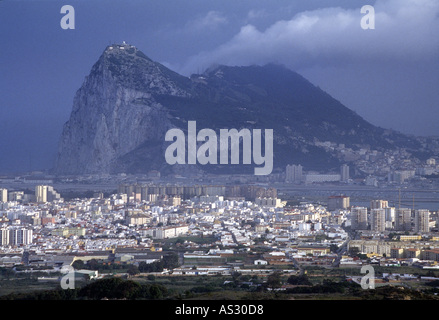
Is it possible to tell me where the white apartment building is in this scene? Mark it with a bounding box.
[0,228,9,246]
[414,209,430,233]
[12,228,33,245]
[351,207,368,230]
[371,208,386,232]
[35,185,62,203]
[395,208,412,231]
[3,228,33,246]
[141,225,189,239]
[0,188,7,202]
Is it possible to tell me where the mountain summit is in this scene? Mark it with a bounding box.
[54,43,421,176]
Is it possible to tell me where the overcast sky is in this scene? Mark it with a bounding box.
[1,0,438,173]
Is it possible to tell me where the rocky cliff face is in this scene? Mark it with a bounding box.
[55,43,191,175]
[54,43,422,175]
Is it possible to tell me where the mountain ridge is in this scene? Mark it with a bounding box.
[53,43,425,176]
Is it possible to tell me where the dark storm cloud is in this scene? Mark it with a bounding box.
[180,0,439,75]
[176,0,439,137]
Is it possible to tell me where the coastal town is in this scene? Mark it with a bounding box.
[2,157,439,291]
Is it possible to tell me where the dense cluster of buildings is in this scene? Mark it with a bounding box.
[117,183,278,202]
[347,238,439,263]
[0,227,33,246]
[0,186,62,204]
[350,201,433,233]
[0,182,349,269]
[285,142,439,187]
[0,180,439,274]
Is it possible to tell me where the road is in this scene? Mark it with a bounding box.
[331,228,354,268]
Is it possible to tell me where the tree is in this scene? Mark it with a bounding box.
[241,275,251,282]
[287,274,312,286]
[127,264,140,276]
[163,252,179,269]
[357,253,368,260]
[315,234,327,242]
[0,267,15,280]
[266,271,282,289]
[117,280,141,299]
[79,277,125,299]
[330,244,339,253]
[232,271,242,283]
[147,274,156,281]
[72,260,85,270]
[138,261,148,272]
[86,259,100,270]
[138,260,164,273]
[147,284,167,299]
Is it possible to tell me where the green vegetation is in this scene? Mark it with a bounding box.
[137,252,180,273]
[72,259,128,274]
[371,265,439,278]
[0,267,17,279]
[285,279,356,295]
[0,278,60,297]
[3,247,439,300]
[159,235,217,247]
[72,252,180,275]
[0,277,168,300]
[2,268,439,300]
[287,274,312,286]
[266,271,282,289]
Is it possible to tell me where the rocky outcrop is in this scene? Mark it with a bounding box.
[55,43,190,175]
[54,43,422,176]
